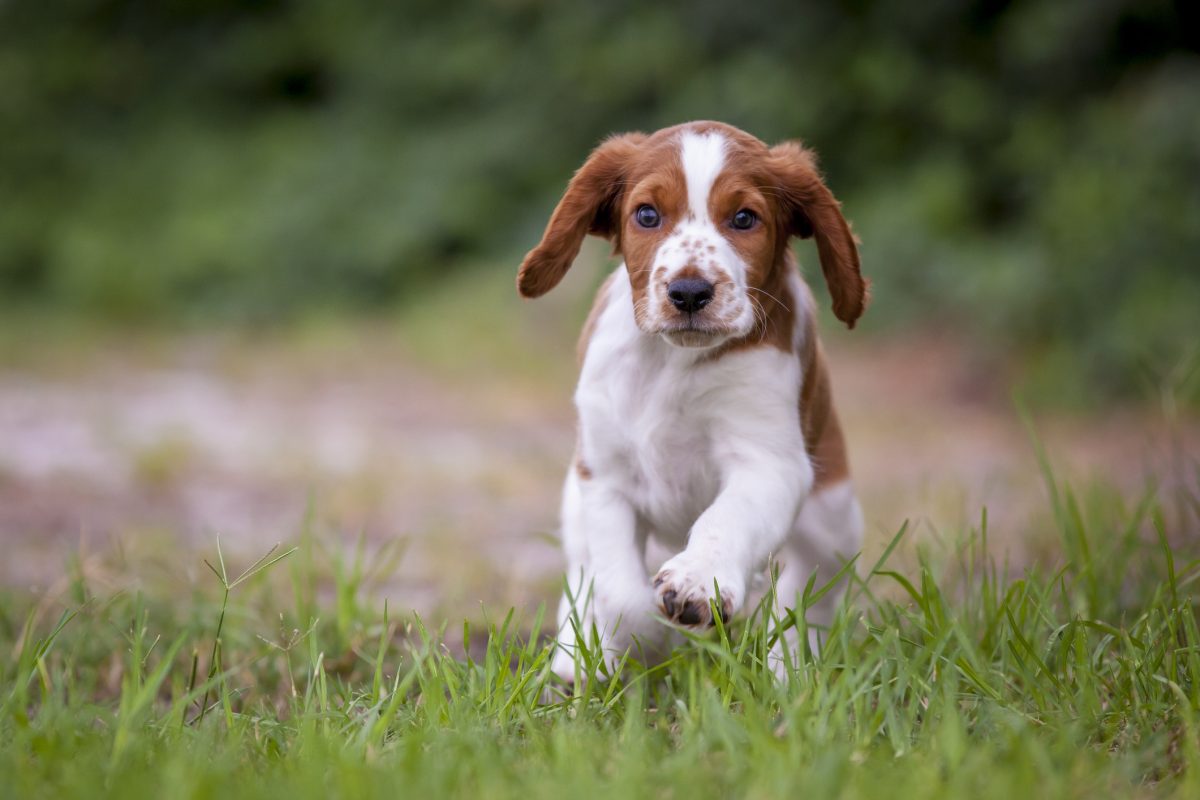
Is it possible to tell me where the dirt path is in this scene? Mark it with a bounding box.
[1,329,1195,617]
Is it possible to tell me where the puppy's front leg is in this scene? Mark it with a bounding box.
[552,471,658,681]
[654,452,813,627]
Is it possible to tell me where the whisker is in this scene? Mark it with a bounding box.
[747,295,768,340]
[746,286,791,313]
[753,303,769,344]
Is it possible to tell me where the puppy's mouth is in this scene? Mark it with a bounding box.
[658,317,729,348]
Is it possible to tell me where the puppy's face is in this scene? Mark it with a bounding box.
[517,122,866,345]
[617,129,779,348]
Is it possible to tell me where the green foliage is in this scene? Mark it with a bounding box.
[2,467,1199,797]
[1,0,1197,401]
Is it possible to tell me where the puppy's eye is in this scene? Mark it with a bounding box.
[731,209,758,230]
[635,205,661,228]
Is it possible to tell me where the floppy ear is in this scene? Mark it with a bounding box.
[517,132,645,298]
[768,141,868,328]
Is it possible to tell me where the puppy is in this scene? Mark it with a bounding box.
[517,121,866,680]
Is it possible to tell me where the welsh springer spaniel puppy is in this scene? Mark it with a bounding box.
[518,121,867,680]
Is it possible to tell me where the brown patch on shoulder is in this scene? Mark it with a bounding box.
[798,307,851,489]
[577,272,618,364]
[575,456,593,480]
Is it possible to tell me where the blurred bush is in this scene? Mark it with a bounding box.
[1,0,1197,403]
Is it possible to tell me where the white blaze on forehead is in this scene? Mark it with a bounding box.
[679,131,727,222]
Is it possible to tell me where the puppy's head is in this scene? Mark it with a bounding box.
[518,122,867,348]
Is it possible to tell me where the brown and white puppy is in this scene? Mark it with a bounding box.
[518,121,867,680]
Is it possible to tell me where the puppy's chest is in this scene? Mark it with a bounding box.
[577,357,725,533]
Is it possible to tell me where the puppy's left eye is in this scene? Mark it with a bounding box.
[635,205,662,228]
[731,209,758,230]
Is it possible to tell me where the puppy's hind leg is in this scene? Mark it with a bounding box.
[768,480,864,678]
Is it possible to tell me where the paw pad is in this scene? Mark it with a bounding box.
[652,570,733,628]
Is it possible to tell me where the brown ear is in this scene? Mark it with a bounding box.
[517,132,645,298]
[768,141,868,328]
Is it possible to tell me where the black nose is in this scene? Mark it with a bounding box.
[667,278,715,313]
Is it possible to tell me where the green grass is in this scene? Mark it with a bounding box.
[2,464,1198,799]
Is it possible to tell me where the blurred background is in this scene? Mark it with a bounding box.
[1,0,1197,614]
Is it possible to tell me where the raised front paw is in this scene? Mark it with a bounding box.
[652,554,744,628]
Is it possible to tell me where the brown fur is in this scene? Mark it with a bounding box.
[798,305,851,489]
[766,141,869,328]
[517,132,647,299]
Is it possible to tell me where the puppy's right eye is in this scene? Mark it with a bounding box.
[635,205,661,228]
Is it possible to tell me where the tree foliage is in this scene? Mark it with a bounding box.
[1,0,1197,399]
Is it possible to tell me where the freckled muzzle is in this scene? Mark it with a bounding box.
[643,226,753,342]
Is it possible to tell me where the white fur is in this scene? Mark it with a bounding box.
[680,131,726,221]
